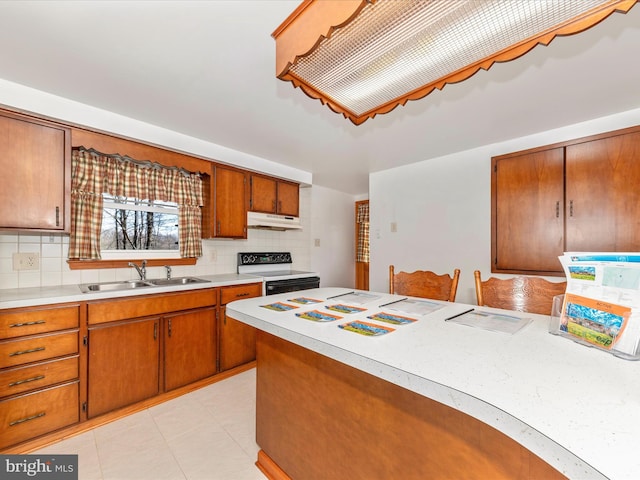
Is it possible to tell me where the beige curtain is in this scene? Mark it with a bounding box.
[69,147,204,259]
[356,202,370,263]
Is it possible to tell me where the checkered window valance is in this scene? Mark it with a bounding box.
[68,147,204,260]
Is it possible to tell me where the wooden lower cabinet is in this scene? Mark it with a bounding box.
[86,289,220,418]
[164,307,217,391]
[0,285,257,450]
[219,283,262,372]
[0,382,79,450]
[220,306,257,371]
[0,303,80,450]
[87,317,160,418]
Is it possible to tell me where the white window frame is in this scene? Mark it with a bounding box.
[100,195,181,260]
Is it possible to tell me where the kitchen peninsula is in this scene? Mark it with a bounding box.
[226,287,640,480]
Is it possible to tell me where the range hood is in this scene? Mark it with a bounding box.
[247,211,302,231]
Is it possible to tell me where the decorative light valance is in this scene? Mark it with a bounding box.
[273,0,637,125]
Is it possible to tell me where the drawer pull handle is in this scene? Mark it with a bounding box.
[9,375,45,387]
[236,293,250,297]
[9,320,46,328]
[9,412,46,426]
[9,347,45,357]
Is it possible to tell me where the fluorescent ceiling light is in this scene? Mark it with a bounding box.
[273,0,637,125]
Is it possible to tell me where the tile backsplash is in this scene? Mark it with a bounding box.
[0,188,312,290]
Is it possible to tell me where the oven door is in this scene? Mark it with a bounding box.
[265,276,320,295]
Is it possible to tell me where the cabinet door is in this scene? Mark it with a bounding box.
[251,175,277,213]
[566,131,640,252]
[87,318,160,418]
[164,307,216,391]
[0,112,70,231]
[277,181,300,217]
[493,148,564,273]
[219,306,256,372]
[214,166,247,238]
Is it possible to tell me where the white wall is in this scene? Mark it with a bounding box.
[310,185,356,288]
[370,107,640,305]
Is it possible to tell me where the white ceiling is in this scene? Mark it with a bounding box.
[1,1,639,196]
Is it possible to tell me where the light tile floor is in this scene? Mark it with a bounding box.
[35,369,266,480]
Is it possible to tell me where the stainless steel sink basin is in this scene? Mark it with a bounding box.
[79,277,209,293]
[148,277,210,286]
[79,280,155,293]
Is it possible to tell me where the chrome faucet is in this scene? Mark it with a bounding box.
[128,260,147,280]
[164,265,172,280]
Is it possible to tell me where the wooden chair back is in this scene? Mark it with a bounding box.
[474,270,566,315]
[389,266,461,302]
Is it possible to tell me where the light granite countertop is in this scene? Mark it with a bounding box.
[227,287,640,480]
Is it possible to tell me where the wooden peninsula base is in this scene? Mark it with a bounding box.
[255,331,565,480]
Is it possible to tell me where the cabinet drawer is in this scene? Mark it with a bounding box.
[221,283,262,305]
[88,288,218,325]
[0,305,79,339]
[0,356,78,399]
[0,332,78,369]
[0,381,79,450]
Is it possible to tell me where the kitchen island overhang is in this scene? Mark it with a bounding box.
[227,287,639,479]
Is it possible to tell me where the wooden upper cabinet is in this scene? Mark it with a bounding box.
[212,165,247,238]
[277,180,300,217]
[492,126,640,275]
[250,175,277,213]
[565,130,640,252]
[0,111,71,232]
[493,148,565,273]
[250,174,299,217]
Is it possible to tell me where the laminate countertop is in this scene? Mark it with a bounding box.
[0,273,262,310]
[227,287,640,480]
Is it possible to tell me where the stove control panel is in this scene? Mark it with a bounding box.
[238,252,292,266]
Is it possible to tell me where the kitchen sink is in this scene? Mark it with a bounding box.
[79,277,210,293]
[79,280,155,293]
[147,277,210,286]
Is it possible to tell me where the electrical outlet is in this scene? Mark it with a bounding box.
[314,238,321,247]
[209,249,217,262]
[390,222,397,232]
[13,252,40,271]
